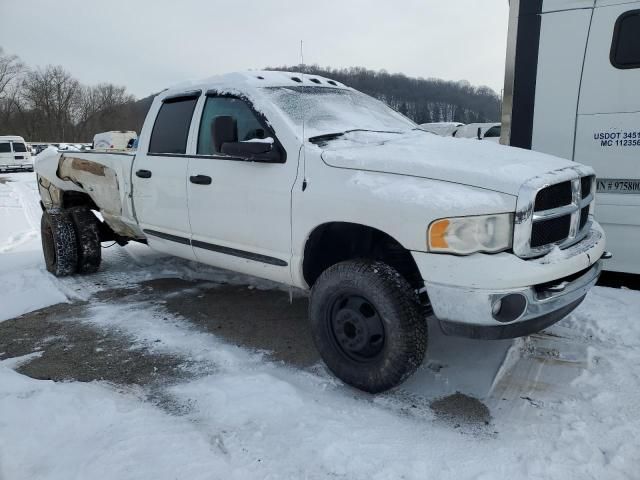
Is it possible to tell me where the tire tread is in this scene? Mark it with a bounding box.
[41,209,78,277]
[309,259,427,393]
[68,207,101,274]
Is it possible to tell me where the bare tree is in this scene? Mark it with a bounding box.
[75,83,135,138]
[0,47,143,141]
[0,47,24,100]
[20,65,81,140]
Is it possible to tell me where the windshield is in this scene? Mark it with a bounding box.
[261,86,416,140]
[484,126,501,138]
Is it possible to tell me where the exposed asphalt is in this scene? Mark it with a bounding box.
[0,275,492,429]
[0,301,191,386]
[0,277,317,385]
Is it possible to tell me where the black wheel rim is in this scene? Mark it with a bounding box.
[327,293,385,363]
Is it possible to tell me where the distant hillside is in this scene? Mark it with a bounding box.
[126,67,502,131]
[0,47,160,143]
[127,94,155,133]
[267,65,502,124]
[0,44,501,142]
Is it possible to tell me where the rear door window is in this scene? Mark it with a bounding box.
[148,94,199,154]
[611,10,640,69]
[0,143,11,153]
[12,142,27,153]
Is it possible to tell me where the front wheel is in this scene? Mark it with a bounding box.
[309,260,427,393]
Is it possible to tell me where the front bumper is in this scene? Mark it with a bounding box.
[412,222,605,339]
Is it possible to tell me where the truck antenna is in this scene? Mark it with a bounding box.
[300,40,308,192]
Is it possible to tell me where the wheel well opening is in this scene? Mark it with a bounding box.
[59,192,128,244]
[62,191,98,211]
[302,222,424,290]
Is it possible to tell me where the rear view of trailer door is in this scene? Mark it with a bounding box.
[575,3,640,274]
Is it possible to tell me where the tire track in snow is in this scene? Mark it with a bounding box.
[0,231,39,253]
[10,180,41,231]
[0,181,41,253]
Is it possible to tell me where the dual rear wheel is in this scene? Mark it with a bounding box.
[41,207,101,276]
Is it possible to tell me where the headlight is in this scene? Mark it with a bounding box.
[427,213,513,255]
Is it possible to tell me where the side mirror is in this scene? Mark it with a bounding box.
[221,138,283,163]
[212,115,283,162]
[212,116,238,152]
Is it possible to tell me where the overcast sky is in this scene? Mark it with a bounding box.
[1,0,509,99]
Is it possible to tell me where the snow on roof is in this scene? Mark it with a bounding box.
[162,71,350,98]
[156,71,355,139]
[0,136,26,142]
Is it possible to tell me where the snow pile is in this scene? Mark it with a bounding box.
[0,174,69,321]
[0,362,230,480]
[0,261,68,321]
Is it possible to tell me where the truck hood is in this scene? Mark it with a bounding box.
[320,130,575,196]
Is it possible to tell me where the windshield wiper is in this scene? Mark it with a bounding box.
[308,129,403,145]
[308,131,349,144]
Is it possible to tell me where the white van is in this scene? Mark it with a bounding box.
[0,136,33,172]
[502,1,640,274]
[92,131,137,151]
[455,123,502,143]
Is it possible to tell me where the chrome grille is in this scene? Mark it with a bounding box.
[579,206,590,230]
[513,167,596,258]
[531,216,571,248]
[581,176,592,199]
[534,181,572,211]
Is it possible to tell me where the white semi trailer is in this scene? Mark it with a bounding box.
[502,0,640,274]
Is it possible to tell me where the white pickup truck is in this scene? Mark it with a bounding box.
[35,71,607,393]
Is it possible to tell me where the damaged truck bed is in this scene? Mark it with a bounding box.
[37,150,143,240]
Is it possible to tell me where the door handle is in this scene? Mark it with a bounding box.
[190,175,212,185]
[136,169,152,179]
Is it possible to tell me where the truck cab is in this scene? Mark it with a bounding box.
[502,0,640,274]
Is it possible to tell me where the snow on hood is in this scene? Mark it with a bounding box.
[321,130,576,196]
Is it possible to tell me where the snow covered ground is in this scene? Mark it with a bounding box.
[1,171,639,480]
